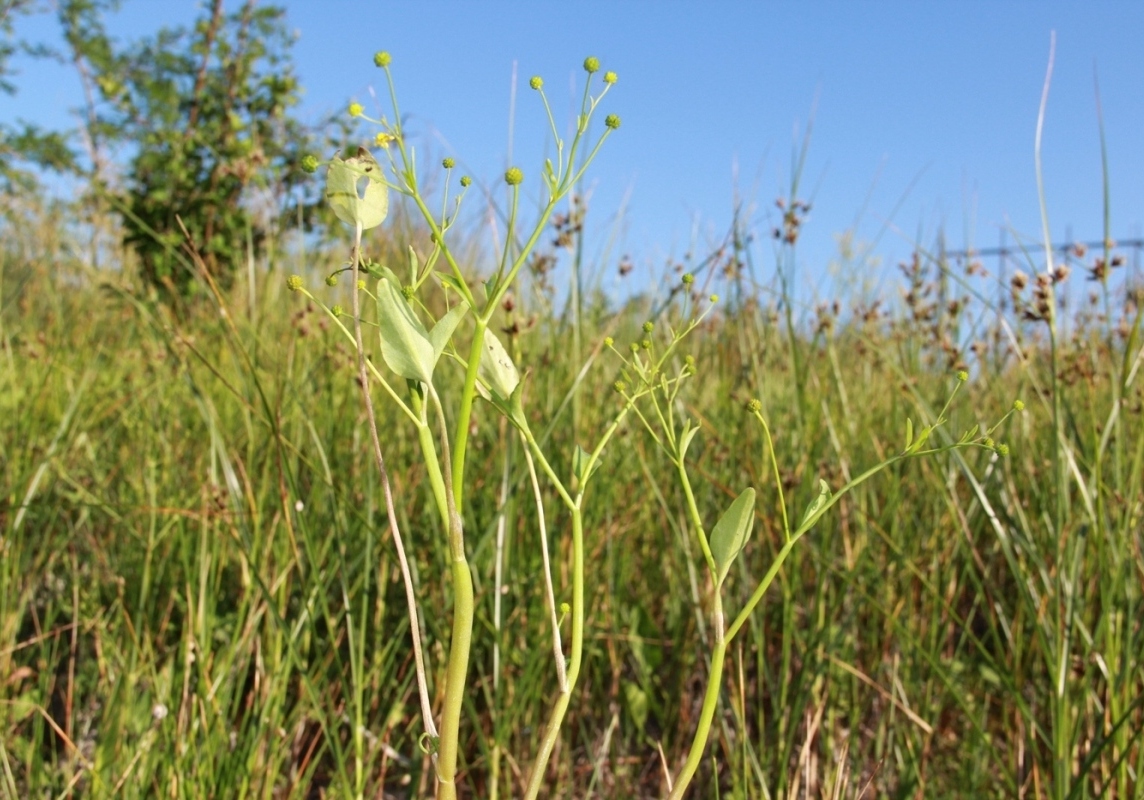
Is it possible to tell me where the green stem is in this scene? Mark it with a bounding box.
[451,319,487,510]
[667,613,726,800]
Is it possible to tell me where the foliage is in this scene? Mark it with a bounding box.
[58,0,312,295]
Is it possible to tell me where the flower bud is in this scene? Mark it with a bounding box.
[325,273,339,287]
[287,275,303,291]
[681,273,694,285]
[529,75,543,90]
[442,157,455,169]
[300,154,319,173]
[460,175,472,188]
[1013,399,1025,411]
[348,102,364,118]
[605,114,621,130]
[505,167,524,186]
[603,71,618,84]
[604,336,614,347]
[746,398,762,413]
[332,304,344,316]
[642,321,654,333]
[583,56,600,73]
[613,380,627,394]
[374,51,392,68]
[957,370,969,382]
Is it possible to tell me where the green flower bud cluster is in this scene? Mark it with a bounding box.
[604,336,614,347]
[746,398,762,413]
[300,154,319,173]
[348,102,364,118]
[374,51,392,68]
[325,273,339,287]
[442,157,455,169]
[402,285,415,300]
[642,321,654,333]
[605,114,621,130]
[613,379,628,394]
[287,275,303,291]
[332,304,344,316]
[460,175,472,188]
[505,167,524,186]
[1013,399,1025,411]
[583,56,600,73]
[529,76,543,90]
[681,273,694,286]
[603,71,618,84]
[957,370,969,382]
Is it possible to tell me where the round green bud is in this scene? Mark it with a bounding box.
[629,342,640,354]
[1013,399,1025,411]
[684,354,696,370]
[709,294,719,304]
[373,51,392,68]
[603,70,618,84]
[529,75,543,90]
[460,175,472,188]
[348,102,364,118]
[331,304,344,316]
[402,285,415,300]
[325,273,339,287]
[442,157,455,169]
[287,275,303,292]
[505,167,524,186]
[957,370,969,383]
[583,56,600,73]
[559,601,571,615]
[640,338,651,350]
[983,436,995,449]
[997,443,1010,456]
[642,320,654,333]
[605,114,621,130]
[300,154,319,173]
[613,379,627,394]
[357,279,366,290]
[746,398,762,413]
[604,336,614,347]
[681,272,694,285]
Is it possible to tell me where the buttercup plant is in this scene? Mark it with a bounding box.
[607,291,1023,797]
[291,52,623,798]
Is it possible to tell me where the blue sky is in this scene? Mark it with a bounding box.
[7,1,1144,304]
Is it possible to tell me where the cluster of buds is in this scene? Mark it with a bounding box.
[773,197,811,245]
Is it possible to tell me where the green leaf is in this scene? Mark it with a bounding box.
[623,681,649,736]
[572,444,601,487]
[376,277,433,383]
[679,419,699,458]
[428,304,467,365]
[478,328,519,400]
[326,147,389,230]
[799,479,831,530]
[709,487,756,587]
[904,417,914,452]
[408,245,420,285]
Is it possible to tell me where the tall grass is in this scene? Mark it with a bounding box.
[1,164,1142,799]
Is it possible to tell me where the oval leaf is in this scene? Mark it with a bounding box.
[478,328,519,400]
[326,147,389,230]
[376,277,433,383]
[710,487,756,588]
[798,479,831,530]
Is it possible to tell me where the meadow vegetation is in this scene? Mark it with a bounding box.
[1,43,1142,800]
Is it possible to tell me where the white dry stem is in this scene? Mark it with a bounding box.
[521,434,567,691]
[350,221,438,741]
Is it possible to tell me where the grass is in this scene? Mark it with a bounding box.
[2,155,1143,799]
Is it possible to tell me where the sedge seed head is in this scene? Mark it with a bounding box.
[373,51,392,68]
[583,56,600,73]
[529,75,543,90]
[442,157,455,169]
[604,114,621,130]
[348,102,364,118]
[300,154,319,173]
[287,275,303,292]
[505,167,524,186]
[325,273,339,287]
[603,70,618,84]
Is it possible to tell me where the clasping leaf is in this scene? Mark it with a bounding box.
[710,488,756,588]
[326,147,389,230]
